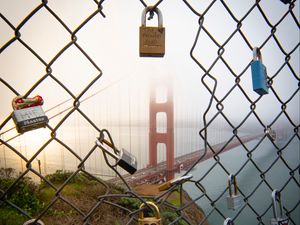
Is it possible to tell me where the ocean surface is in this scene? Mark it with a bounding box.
[182,138,300,225]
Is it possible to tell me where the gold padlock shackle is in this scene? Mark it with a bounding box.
[228,174,238,196]
[272,189,284,219]
[139,201,161,220]
[141,6,163,28]
[253,47,263,62]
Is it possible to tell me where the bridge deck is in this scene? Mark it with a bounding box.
[110,134,261,185]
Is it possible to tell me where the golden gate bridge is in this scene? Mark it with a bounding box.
[0,76,271,183]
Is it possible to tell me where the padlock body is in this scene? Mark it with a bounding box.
[280,0,291,4]
[271,217,289,225]
[139,26,165,57]
[227,195,243,210]
[12,106,48,133]
[251,60,268,95]
[138,217,161,225]
[117,148,137,174]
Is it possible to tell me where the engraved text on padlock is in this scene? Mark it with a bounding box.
[12,95,48,133]
[12,106,49,133]
[139,6,165,57]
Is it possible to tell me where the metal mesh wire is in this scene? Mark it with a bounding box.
[0,0,299,224]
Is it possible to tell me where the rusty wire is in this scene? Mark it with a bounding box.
[0,0,299,225]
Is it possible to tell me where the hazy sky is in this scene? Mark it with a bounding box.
[0,0,299,178]
[1,0,299,134]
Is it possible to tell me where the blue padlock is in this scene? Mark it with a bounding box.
[251,47,269,95]
[280,0,291,4]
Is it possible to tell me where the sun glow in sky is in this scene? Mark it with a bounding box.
[0,0,299,174]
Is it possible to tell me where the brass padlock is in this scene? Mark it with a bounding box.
[158,174,193,191]
[138,201,161,225]
[139,6,165,57]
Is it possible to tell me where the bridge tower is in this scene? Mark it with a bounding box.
[149,77,174,181]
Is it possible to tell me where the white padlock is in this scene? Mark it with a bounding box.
[226,174,243,210]
[271,190,289,225]
[223,218,234,225]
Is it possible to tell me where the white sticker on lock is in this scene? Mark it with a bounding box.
[12,95,48,133]
[226,174,243,210]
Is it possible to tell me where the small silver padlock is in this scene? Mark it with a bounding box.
[223,218,234,225]
[12,95,48,133]
[139,6,165,57]
[271,190,289,225]
[226,174,243,210]
[96,136,137,174]
[23,219,44,225]
[265,127,276,141]
[251,47,268,95]
[138,201,162,225]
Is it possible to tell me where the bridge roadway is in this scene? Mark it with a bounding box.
[110,134,262,185]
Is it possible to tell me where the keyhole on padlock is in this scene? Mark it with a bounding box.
[147,10,154,20]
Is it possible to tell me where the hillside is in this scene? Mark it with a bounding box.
[0,169,209,225]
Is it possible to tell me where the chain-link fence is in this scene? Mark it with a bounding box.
[0,0,299,225]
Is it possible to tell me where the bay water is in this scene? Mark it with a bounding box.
[182,138,300,225]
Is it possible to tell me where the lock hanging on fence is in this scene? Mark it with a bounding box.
[223,218,234,225]
[251,47,269,95]
[23,219,44,225]
[139,6,165,57]
[158,174,193,191]
[96,134,137,174]
[138,201,161,225]
[280,0,292,4]
[12,95,48,133]
[226,174,243,210]
[271,190,289,225]
[265,127,277,142]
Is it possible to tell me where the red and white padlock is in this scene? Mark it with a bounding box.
[12,95,48,133]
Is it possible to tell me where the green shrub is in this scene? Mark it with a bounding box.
[0,208,27,225]
[42,170,91,186]
[118,197,142,211]
[161,211,189,225]
[8,177,43,215]
[0,168,43,219]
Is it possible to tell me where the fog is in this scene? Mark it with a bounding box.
[0,1,299,159]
